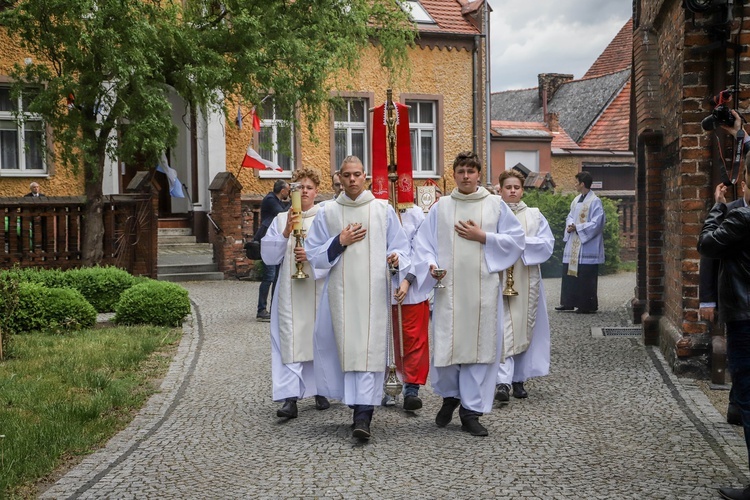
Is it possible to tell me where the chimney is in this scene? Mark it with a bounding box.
[546,112,559,132]
[538,73,574,104]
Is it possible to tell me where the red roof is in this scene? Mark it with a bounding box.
[551,128,580,150]
[418,0,482,35]
[492,120,549,132]
[579,80,631,150]
[583,19,633,79]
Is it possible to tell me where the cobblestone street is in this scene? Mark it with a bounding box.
[41,273,749,499]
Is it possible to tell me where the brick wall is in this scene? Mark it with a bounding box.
[634,0,750,376]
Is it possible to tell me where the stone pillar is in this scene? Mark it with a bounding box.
[208,172,246,279]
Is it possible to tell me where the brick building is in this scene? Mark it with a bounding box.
[632,0,748,376]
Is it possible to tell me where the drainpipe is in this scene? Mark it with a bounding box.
[473,35,480,155]
[484,0,492,186]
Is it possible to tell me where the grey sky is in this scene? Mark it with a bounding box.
[489,0,632,92]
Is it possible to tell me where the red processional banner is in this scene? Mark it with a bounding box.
[371,102,414,209]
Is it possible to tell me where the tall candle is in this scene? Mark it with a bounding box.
[291,189,302,231]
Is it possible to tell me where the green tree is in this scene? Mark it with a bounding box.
[0,0,414,264]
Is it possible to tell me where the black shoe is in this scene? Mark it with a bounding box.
[719,486,750,500]
[575,309,595,314]
[435,397,461,427]
[460,416,488,437]
[403,395,423,411]
[512,382,528,399]
[314,395,330,410]
[352,420,371,439]
[728,402,742,426]
[277,399,298,418]
[494,384,510,403]
[554,305,574,311]
[256,310,271,322]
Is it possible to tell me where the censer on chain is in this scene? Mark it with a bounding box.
[289,183,308,280]
[503,264,519,296]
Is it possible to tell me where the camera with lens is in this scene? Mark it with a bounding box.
[701,89,737,131]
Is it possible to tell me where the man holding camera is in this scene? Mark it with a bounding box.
[699,110,750,500]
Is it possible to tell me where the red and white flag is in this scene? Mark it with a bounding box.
[249,106,261,132]
[241,145,282,171]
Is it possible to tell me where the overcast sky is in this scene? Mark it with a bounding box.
[488,0,632,92]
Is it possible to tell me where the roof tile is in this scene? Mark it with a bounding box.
[418,0,481,35]
[579,80,631,150]
[583,19,633,79]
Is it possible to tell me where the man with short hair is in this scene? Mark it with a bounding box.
[256,180,290,321]
[413,151,525,436]
[555,171,605,314]
[24,182,44,197]
[305,155,410,440]
[331,172,343,199]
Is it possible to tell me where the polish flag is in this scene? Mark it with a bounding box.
[241,145,282,171]
[249,106,261,132]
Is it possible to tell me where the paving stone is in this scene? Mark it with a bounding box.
[39,273,750,499]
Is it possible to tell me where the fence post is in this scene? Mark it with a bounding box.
[208,172,244,279]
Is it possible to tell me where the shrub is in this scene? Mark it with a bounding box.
[114,281,191,327]
[44,287,97,332]
[523,190,621,277]
[63,267,137,312]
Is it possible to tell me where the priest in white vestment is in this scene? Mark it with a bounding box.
[556,171,606,314]
[305,156,410,440]
[412,152,525,437]
[261,169,331,420]
[494,170,554,403]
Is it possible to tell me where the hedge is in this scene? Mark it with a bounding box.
[114,281,191,327]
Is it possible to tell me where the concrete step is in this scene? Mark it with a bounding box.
[158,228,193,237]
[158,254,215,266]
[157,242,213,252]
[158,263,219,274]
[158,235,198,244]
[157,271,225,282]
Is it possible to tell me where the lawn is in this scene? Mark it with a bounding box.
[0,326,181,498]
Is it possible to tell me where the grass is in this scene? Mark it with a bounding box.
[0,325,181,498]
[618,260,637,273]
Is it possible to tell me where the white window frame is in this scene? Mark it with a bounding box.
[406,99,437,177]
[258,97,294,179]
[505,150,539,173]
[0,85,47,176]
[333,98,369,174]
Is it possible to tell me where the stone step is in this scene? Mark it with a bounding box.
[157,242,213,252]
[158,228,193,237]
[157,271,225,282]
[158,235,198,244]
[157,263,219,274]
[157,254,215,266]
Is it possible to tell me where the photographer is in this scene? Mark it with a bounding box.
[699,111,750,500]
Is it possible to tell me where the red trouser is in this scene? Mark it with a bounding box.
[390,300,430,385]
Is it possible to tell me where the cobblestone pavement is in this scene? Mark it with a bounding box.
[41,273,749,499]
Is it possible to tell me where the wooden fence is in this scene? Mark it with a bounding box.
[0,194,158,277]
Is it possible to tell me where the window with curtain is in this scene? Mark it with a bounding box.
[0,86,45,174]
[333,98,368,173]
[406,100,436,176]
[257,96,294,173]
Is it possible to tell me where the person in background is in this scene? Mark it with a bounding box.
[256,180,290,322]
[24,182,45,197]
[331,172,343,199]
[494,170,554,403]
[555,171,605,314]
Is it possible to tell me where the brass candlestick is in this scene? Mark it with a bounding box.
[503,265,519,296]
[291,228,309,279]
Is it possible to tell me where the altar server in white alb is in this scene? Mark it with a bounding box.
[305,156,410,440]
[412,152,525,437]
[555,171,606,314]
[261,168,330,420]
[494,170,554,403]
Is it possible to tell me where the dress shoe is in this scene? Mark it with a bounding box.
[435,397,461,427]
[314,395,330,410]
[719,486,750,500]
[276,398,298,418]
[459,413,488,437]
[554,305,574,311]
[403,395,423,411]
[256,310,271,322]
[352,419,371,439]
[727,402,742,426]
[494,384,510,403]
[575,309,595,314]
[512,382,528,399]
[381,394,396,407]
